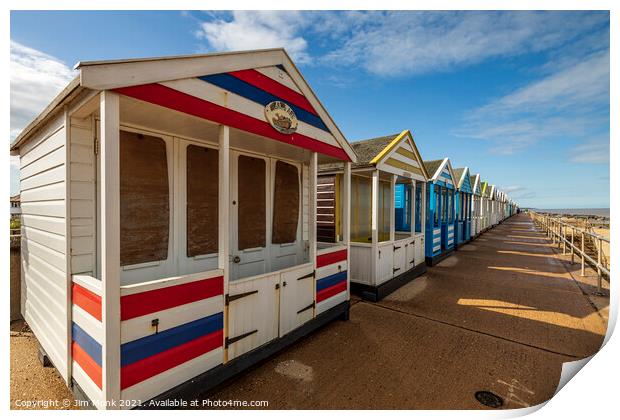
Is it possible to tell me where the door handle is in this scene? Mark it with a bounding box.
[283,281,287,287]
[233,255,241,263]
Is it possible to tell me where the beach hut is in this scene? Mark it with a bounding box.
[423,158,457,266]
[10,49,358,408]
[318,130,429,301]
[480,181,490,232]
[453,167,473,247]
[489,185,499,226]
[470,173,482,238]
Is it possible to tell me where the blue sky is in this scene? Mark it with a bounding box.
[10,10,610,208]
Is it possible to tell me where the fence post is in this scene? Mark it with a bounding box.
[562,224,566,254]
[581,231,585,276]
[597,237,602,294]
[571,227,575,264]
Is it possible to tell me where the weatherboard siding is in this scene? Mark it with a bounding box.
[19,112,69,381]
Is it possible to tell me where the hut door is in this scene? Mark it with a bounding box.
[230,152,269,281]
[269,159,302,272]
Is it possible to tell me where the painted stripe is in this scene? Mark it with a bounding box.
[390,151,420,169]
[433,237,441,244]
[395,146,417,161]
[120,295,223,345]
[316,280,347,303]
[383,158,424,176]
[316,249,348,268]
[72,282,102,321]
[72,322,102,366]
[229,69,318,115]
[121,330,223,390]
[120,276,223,321]
[316,289,348,315]
[72,304,103,344]
[317,271,348,292]
[121,312,223,367]
[199,73,328,131]
[72,341,102,389]
[72,361,102,402]
[255,66,302,94]
[162,78,339,148]
[115,84,350,162]
[121,348,223,403]
[433,246,441,253]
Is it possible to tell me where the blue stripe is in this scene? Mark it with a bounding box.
[198,73,329,132]
[316,271,347,292]
[120,312,223,367]
[72,322,102,366]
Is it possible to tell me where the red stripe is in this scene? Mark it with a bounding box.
[316,280,347,303]
[229,69,318,115]
[72,341,102,389]
[72,283,102,321]
[121,329,223,389]
[114,84,350,162]
[316,249,348,268]
[121,276,224,321]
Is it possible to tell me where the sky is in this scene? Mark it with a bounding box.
[9,10,610,208]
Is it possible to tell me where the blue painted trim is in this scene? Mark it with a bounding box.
[198,73,329,132]
[316,271,347,292]
[72,322,102,366]
[120,312,223,367]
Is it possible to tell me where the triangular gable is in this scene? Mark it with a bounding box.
[76,49,357,162]
[372,130,429,180]
[456,167,473,194]
[471,174,481,196]
[490,185,497,200]
[430,158,457,189]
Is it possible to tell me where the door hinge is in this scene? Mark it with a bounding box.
[297,301,315,314]
[297,270,315,281]
[225,290,258,305]
[394,245,401,251]
[410,259,415,265]
[225,329,258,348]
[94,136,99,156]
[393,267,401,273]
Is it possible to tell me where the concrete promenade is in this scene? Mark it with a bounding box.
[10,213,609,409]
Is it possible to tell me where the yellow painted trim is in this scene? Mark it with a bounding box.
[384,157,424,176]
[369,130,408,165]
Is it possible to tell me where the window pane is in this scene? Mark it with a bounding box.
[351,175,371,242]
[378,180,391,241]
[272,161,299,244]
[120,131,169,266]
[187,145,218,257]
[238,155,266,250]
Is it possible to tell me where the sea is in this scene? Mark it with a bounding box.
[533,208,610,218]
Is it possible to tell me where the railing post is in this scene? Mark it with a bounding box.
[562,224,566,254]
[581,231,585,276]
[571,227,575,264]
[597,237,602,294]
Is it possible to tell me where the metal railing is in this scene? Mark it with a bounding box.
[528,211,610,293]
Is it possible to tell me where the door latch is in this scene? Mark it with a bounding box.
[233,255,241,263]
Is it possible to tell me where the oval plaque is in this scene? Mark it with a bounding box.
[265,101,298,135]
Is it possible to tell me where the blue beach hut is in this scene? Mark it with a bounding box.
[453,167,473,247]
[423,158,457,266]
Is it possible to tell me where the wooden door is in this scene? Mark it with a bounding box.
[230,152,269,281]
[278,263,315,337]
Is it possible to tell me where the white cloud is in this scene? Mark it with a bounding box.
[196,11,311,64]
[10,40,75,139]
[322,11,608,76]
[457,50,609,155]
[570,137,610,164]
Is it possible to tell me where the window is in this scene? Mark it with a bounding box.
[272,161,299,244]
[395,183,411,232]
[238,156,266,250]
[378,180,391,241]
[351,175,372,242]
[186,145,218,257]
[448,190,453,222]
[441,187,448,223]
[120,131,170,266]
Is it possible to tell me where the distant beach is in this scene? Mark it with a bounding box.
[534,208,610,218]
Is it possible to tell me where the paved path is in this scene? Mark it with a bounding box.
[209,214,607,409]
[10,214,608,409]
